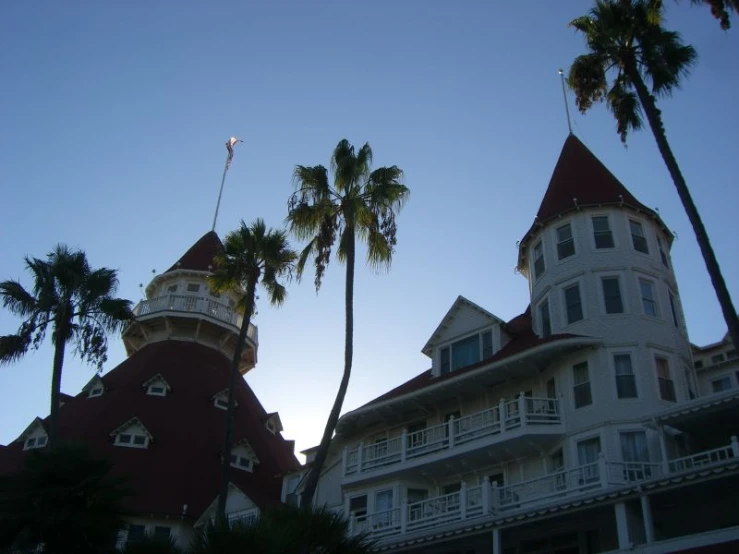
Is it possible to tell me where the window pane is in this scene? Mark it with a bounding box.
[668,293,679,327]
[620,432,649,462]
[539,300,551,338]
[711,353,725,364]
[630,220,649,253]
[186,283,200,292]
[127,525,146,544]
[573,362,592,408]
[153,526,171,539]
[577,437,601,465]
[440,347,450,375]
[482,331,493,359]
[657,236,669,267]
[640,280,657,317]
[655,357,676,401]
[119,434,131,444]
[614,354,637,398]
[602,278,623,314]
[533,242,545,279]
[451,335,480,371]
[37,436,47,446]
[133,435,146,446]
[557,224,575,260]
[565,285,583,324]
[712,377,731,393]
[592,217,614,249]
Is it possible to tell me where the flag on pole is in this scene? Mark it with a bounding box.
[225,137,243,169]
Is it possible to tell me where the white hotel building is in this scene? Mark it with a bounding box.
[286,135,739,554]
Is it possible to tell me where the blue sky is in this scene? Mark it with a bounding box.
[1,1,737,457]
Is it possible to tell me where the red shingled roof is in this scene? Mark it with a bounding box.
[166,231,223,273]
[358,308,580,409]
[0,340,300,520]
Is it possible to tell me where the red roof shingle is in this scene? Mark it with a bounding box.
[166,231,223,273]
[0,340,300,520]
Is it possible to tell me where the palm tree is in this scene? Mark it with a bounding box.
[568,0,739,351]
[208,219,296,527]
[287,139,409,507]
[190,505,374,554]
[648,0,739,29]
[0,245,133,446]
[0,442,128,554]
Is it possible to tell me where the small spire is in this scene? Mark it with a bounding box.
[558,69,573,135]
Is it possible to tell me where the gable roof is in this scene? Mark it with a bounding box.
[0,340,300,520]
[165,231,223,274]
[14,417,47,443]
[142,373,171,391]
[518,135,671,266]
[422,296,506,356]
[109,417,154,440]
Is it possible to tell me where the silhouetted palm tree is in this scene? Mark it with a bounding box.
[0,245,133,446]
[569,0,739,349]
[287,139,409,507]
[208,220,296,526]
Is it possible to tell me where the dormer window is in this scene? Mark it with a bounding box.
[213,390,236,411]
[229,440,259,473]
[84,375,105,398]
[143,374,171,397]
[24,435,47,450]
[88,386,104,398]
[264,413,283,435]
[438,329,495,375]
[111,418,152,449]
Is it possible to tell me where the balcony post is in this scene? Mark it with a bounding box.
[459,481,467,519]
[400,501,407,534]
[499,399,506,432]
[519,392,527,427]
[357,442,364,474]
[491,481,499,510]
[482,476,490,514]
[640,493,655,544]
[598,452,608,488]
[448,416,456,448]
[492,528,502,554]
[731,435,739,458]
[342,445,348,476]
[657,426,670,475]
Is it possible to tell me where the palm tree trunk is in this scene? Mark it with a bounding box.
[301,228,356,508]
[627,66,739,350]
[215,279,257,527]
[48,335,66,448]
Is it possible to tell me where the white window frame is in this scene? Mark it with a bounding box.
[711,376,732,393]
[600,275,625,315]
[230,453,254,472]
[214,397,229,410]
[437,328,495,375]
[656,233,669,267]
[591,214,615,250]
[88,385,104,398]
[167,283,178,293]
[629,219,649,254]
[24,435,48,450]
[562,281,584,326]
[532,240,545,280]
[115,431,149,449]
[654,354,677,402]
[556,222,575,261]
[147,384,167,396]
[572,361,593,409]
[638,278,658,318]
[348,494,368,523]
[612,351,638,399]
[538,297,552,338]
[186,283,201,293]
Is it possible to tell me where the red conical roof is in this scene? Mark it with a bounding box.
[166,231,223,273]
[535,134,651,222]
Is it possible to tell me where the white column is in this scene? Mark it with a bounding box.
[731,435,739,457]
[518,392,527,427]
[357,442,364,473]
[400,501,407,534]
[640,494,655,544]
[342,445,348,476]
[401,429,408,462]
[499,398,506,432]
[482,476,491,514]
[614,502,630,550]
[598,452,608,488]
[491,481,499,511]
[658,427,670,475]
[448,416,456,448]
[492,528,502,554]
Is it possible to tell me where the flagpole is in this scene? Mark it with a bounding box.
[211,152,230,232]
[558,68,573,135]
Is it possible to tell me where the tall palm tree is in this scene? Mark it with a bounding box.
[0,245,133,446]
[568,0,739,350]
[208,219,296,527]
[287,139,409,507]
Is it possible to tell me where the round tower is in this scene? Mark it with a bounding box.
[122,231,258,374]
[517,135,695,416]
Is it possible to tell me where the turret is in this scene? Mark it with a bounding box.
[122,231,258,374]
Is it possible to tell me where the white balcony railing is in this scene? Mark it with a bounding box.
[349,437,739,540]
[132,293,257,342]
[344,396,561,477]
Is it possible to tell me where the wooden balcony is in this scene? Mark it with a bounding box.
[343,396,562,480]
[348,438,739,541]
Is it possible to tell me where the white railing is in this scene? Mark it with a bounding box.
[350,438,738,540]
[227,508,259,526]
[344,396,562,477]
[133,293,257,341]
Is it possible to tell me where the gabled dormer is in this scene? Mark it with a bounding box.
[263,412,283,435]
[212,389,238,411]
[83,375,105,398]
[142,373,171,397]
[229,439,259,472]
[423,296,506,377]
[110,417,153,449]
[17,417,49,450]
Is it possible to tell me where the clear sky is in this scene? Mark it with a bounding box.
[1,1,737,458]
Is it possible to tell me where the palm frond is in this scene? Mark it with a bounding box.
[95,298,135,328]
[0,333,33,364]
[690,0,739,29]
[0,280,38,317]
[608,73,644,142]
[641,26,697,95]
[568,54,609,113]
[78,268,119,310]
